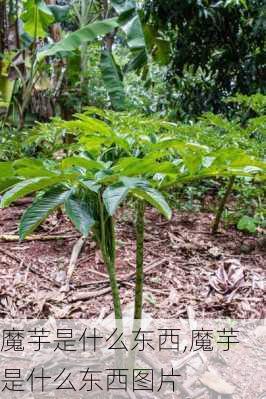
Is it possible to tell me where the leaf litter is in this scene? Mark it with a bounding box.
[0,203,265,398]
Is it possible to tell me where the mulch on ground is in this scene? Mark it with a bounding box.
[0,201,264,320]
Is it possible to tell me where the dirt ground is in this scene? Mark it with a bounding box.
[0,200,264,320]
[0,200,265,398]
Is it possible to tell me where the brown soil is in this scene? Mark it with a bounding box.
[0,202,264,320]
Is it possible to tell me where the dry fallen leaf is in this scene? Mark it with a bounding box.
[208,246,223,259]
[199,371,235,394]
[209,258,245,295]
[254,325,266,339]
[167,287,180,306]
[252,273,265,290]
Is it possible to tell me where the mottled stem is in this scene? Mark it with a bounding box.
[134,200,145,320]
[212,176,235,234]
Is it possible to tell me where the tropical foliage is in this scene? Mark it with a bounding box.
[0,0,265,321]
[1,109,265,318]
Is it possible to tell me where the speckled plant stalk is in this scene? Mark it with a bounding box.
[98,193,122,320]
[212,176,235,234]
[134,199,145,320]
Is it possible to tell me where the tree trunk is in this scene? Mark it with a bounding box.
[0,0,20,117]
[0,0,19,52]
[0,0,8,54]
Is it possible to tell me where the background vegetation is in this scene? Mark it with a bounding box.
[0,0,265,320]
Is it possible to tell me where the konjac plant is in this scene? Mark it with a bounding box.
[0,111,265,322]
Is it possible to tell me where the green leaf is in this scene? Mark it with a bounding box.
[13,158,45,169]
[21,0,54,38]
[111,0,146,50]
[111,0,136,14]
[0,162,15,177]
[103,183,129,216]
[103,176,148,215]
[47,4,69,22]
[0,177,63,208]
[120,13,146,50]
[80,180,101,193]
[61,157,103,171]
[144,24,171,66]
[79,136,107,152]
[19,186,71,240]
[0,76,14,109]
[14,167,57,178]
[131,187,172,219]
[65,193,95,237]
[100,49,126,111]
[204,148,265,176]
[38,18,119,60]
[151,139,208,153]
[70,113,113,135]
[0,178,20,193]
[13,159,57,178]
[113,157,153,175]
[111,0,147,71]
[237,216,257,233]
[113,156,176,176]
[124,48,147,72]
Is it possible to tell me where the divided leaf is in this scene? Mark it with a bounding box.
[0,177,63,208]
[19,186,71,239]
[131,187,172,220]
[61,157,103,171]
[103,184,129,216]
[65,193,96,237]
[103,177,149,216]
